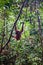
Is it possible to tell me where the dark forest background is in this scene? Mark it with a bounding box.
[0,0,43,65]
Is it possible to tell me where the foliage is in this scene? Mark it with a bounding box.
[0,0,43,65]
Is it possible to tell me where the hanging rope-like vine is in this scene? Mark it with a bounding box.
[0,0,28,53]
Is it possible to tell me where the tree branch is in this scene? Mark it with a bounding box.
[0,0,27,53]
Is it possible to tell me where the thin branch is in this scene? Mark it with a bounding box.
[36,10,43,64]
[0,0,27,53]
